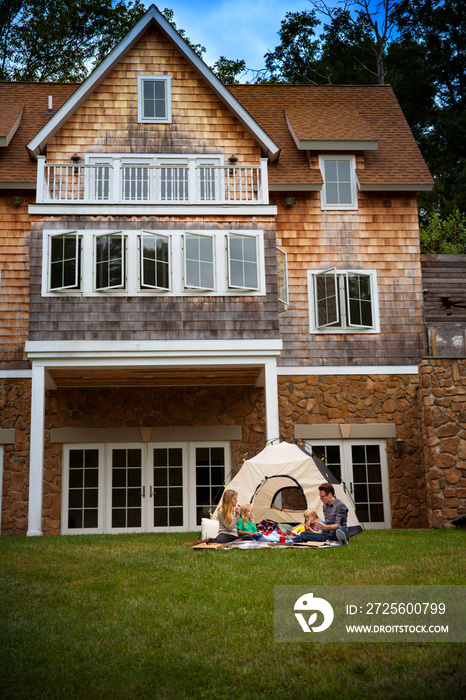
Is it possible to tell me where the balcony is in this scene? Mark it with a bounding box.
[36,156,269,206]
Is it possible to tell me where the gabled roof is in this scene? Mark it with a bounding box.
[0,82,78,185]
[229,84,434,190]
[26,4,280,162]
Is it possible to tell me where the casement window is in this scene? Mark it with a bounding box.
[228,233,259,290]
[140,232,170,290]
[95,233,125,291]
[319,156,358,210]
[184,233,215,290]
[43,229,265,297]
[137,75,172,123]
[276,247,288,309]
[308,268,379,333]
[49,232,81,291]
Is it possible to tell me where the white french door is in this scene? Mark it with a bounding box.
[307,439,391,528]
[62,442,228,534]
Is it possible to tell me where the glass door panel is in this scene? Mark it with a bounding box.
[308,440,391,528]
[67,448,100,530]
[195,446,225,525]
[351,444,385,524]
[152,447,184,528]
[110,448,142,529]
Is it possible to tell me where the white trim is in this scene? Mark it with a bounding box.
[41,227,266,298]
[319,155,358,211]
[25,339,283,362]
[27,365,46,536]
[277,365,418,375]
[29,204,277,216]
[307,268,380,334]
[137,75,171,123]
[26,6,279,161]
[264,360,279,441]
[0,370,33,379]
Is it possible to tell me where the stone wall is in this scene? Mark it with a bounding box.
[277,373,426,528]
[0,379,31,536]
[42,384,266,535]
[419,358,466,527]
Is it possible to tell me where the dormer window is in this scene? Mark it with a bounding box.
[137,75,172,123]
[319,155,358,211]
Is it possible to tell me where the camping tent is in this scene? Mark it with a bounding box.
[214,441,362,531]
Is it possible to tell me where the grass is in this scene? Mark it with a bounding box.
[0,529,465,699]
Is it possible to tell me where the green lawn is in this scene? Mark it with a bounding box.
[0,529,465,699]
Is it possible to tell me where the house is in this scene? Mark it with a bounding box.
[2,4,462,537]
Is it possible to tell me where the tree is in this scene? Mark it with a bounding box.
[211,57,246,85]
[419,209,466,254]
[395,0,466,221]
[0,0,147,81]
[263,10,323,84]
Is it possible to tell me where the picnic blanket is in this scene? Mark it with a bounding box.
[192,540,339,550]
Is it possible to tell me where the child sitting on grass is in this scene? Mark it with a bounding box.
[304,509,325,532]
[237,504,259,538]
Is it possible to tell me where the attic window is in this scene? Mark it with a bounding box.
[137,75,172,123]
[319,155,357,210]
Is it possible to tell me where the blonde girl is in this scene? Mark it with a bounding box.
[237,504,259,537]
[212,489,241,543]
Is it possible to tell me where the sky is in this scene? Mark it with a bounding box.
[143,1,316,70]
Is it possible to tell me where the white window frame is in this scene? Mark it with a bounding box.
[307,268,379,333]
[42,228,265,297]
[140,231,171,291]
[227,232,260,291]
[183,232,216,291]
[48,231,81,292]
[61,441,230,534]
[137,75,172,124]
[306,439,391,528]
[61,445,105,535]
[276,246,288,309]
[94,231,126,292]
[319,155,358,211]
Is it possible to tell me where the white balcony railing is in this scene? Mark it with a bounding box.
[36,157,269,205]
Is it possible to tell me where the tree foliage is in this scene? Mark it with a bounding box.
[419,209,466,254]
[0,0,148,81]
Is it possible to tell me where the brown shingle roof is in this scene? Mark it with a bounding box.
[285,105,377,143]
[228,84,433,188]
[0,81,432,190]
[0,82,78,184]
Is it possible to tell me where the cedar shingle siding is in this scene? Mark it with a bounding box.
[4,7,463,537]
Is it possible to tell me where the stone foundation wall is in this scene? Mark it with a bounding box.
[42,384,266,535]
[277,373,426,528]
[419,358,466,527]
[0,379,31,536]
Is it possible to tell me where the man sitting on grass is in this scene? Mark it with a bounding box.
[299,483,349,546]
